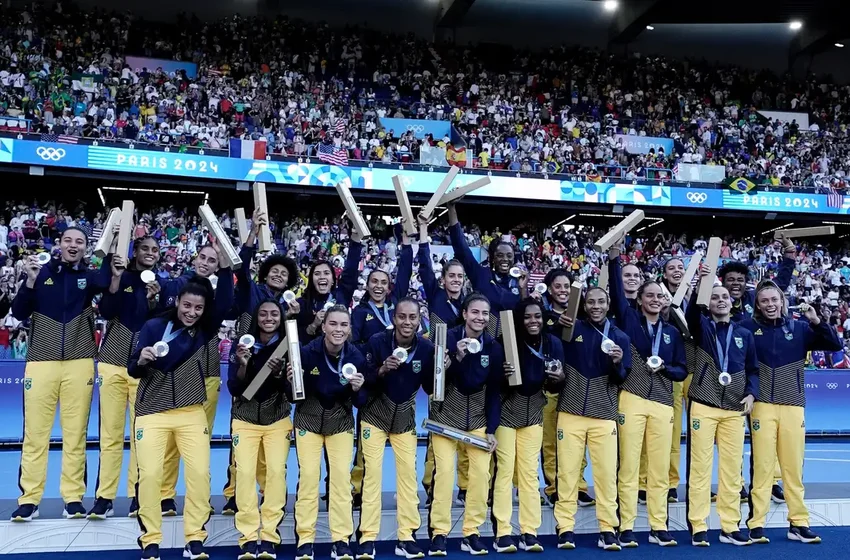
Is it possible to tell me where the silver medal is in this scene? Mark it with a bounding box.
[601,338,616,354]
[239,334,255,348]
[466,338,482,354]
[534,282,547,294]
[341,363,358,380]
[718,372,732,386]
[140,270,156,284]
[37,252,51,265]
[392,347,408,362]
[509,266,522,278]
[153,341,170,358]
[283,290,296,303]
[646,355,663,370]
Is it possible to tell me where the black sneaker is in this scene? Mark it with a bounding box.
[429,535,448,557]
[637,490,647,505]
[667,488,679,503]
[128,496,140,518]
[239,542,259,560]
[577,490,596,507]
[161,498,178,517]
[772,484,786,504]
[357,542,376,560]
[492,536,516,553]
[222,496,238,515]
[352,493,363,511]
[10,503,38,522]
[597,532,621,551]
[788,525,822,544]
[295,544,314,560]
[395,540,425,559]
[720,531,752,546]
[454,489,467,507]
[557,531,576,550]
[518,534,543,553]
[461,535,488,555]
[258,541,277,560]
[87,497,114,520]
[141,544,161,560]
[649,530,677,547]
[184,540,209,560]
[331,541,354,560]
[740,487,749,502]
[691,531,710,547]
[750,527,770,544]
[618,530,639,548]
[63,501,86,519]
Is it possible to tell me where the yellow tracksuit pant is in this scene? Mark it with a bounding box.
[95,363,139,500]
[641,375,692,492]
[429,429,491,537]
[294,429,354,544]
[233,417,292,546]
[135,405,210,547]
[19,359,94,505]
[358,422,420,542]
[686,402,745,534]
[492,425,543,537]
[618,390,674,531]
[223,417,267,500]
[423,440,469,492]
[161,377,219,499]
[554,412,618,533]
[747,402,808,529]
[543,393,589,498]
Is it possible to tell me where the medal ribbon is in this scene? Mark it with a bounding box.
[645,317,663,358]
[713,323,734,374]
[162,321,185,344]
[368,300,391,328]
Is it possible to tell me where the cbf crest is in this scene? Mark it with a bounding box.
[77,278,87,290]
[412,360,422,373]
[663,333,671,344]
[363,428,371,440]
[752,420,760,431]
[135,428,144,441]
[735,337,743,349]
[481,355,490,367]
[232,434,240,447]
[24,378,32,390]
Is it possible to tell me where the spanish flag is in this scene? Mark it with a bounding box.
[446,145,467,168]
[723,176,757,194]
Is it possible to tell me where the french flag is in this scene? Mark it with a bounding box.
[229,138,267,159]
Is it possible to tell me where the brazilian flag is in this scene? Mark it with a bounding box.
[723,176,757,194]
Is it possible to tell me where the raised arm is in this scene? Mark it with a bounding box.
[447,205,488,288]
[211,267,235,329]
[393,242,413,301]
[337,239,363,307]
[685,289,706,345]
[607,253,629,326]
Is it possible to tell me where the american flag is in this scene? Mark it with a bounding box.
[40,133,79,145]
[317,142,349,166]
[333,118,346,135]
[672,162,679,178]
[827,186,844,209]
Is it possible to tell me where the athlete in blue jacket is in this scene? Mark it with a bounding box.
[741,281,842,545]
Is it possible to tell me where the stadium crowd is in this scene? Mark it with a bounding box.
[0,3,847,189]
[1,197,849,368]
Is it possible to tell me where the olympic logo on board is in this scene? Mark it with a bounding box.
[36,147,66,161]
[686,192,708,204]
[405,125,425,133]
[827,383,838,390]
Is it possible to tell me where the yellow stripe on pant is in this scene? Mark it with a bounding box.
[294,429,354,544]
[686,402,745,534]
[423,440,469,492]
[358,422,420,542]
[95,363,140,500]
[618,390,674,531]
[135,405,210,547]
[161,377,220,499]
[492,425,542,537]
[747,402,807,529]
[554,412,618,533]
[429,429,491,537]
[233,417,292,546]
[19,359,94,505]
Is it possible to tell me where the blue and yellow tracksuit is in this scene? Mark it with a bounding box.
[552,319,629,534]
[358,330,434,543]
[226,338,293,546]
[429,325,504,538]
[293,336,367,545]
[684,297,759,535]
[610,255,688,532]
[12,256,111,507]
[740,314,842,531]
[492,332,564,538]
[95,268,166,502]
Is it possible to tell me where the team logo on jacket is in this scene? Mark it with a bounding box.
[363,428,371,440]
[366,314,374,321]
[752,420,760,431]
[87,377,94,386]
[745,304,753,314]
[412,360,422,373]
[692,419,700,430]
[310,367,320,375]
[735,337,743,349]
[232,434,239,447]
[575,335,583,343]
[754,329,763,336]
[24,378,32,390]
[512,287,519,295]
[785,332,794,340]
[663,333,671,345]
[547,319,554,326]
[136,429,144,441]
[77,279,87,290]
[124,286,133,293]
[44,278,54,286]
[481,355,490,367]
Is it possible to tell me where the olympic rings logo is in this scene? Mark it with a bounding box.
[405,125,425,133]
[686,192,708,204]
[36,147,66,161]
[827,383,838,390]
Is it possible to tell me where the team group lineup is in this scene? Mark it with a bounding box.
[6,181,841,560]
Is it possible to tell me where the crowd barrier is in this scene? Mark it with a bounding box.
[0,361,848,444]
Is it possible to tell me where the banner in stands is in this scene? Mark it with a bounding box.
[0,362,847,443]
[675,163,726,183]
[756,110,810,130]
[379,118,451,140]
[124,56,199,79]
[1,138,846,215]
[615,134,674,155]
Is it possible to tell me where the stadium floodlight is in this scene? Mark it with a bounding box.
[836,43,845,48]
[646,25,655,30]
[603,0,617,12]
[789,21,802,30]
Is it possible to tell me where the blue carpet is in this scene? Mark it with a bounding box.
[4,529,849,559]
